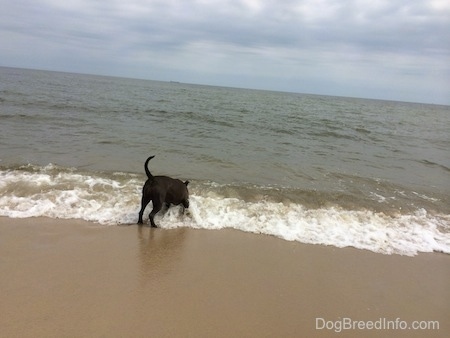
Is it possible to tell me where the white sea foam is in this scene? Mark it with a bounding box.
[412,191,439,202]
[1,166,449,256]
[170,196,450,256]
[0,166,141,224]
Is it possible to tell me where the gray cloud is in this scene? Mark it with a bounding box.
[1,0,449,104]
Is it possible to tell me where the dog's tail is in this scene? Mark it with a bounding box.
[144,155,155,179]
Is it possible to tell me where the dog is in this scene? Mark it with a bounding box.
[137,155,190,227]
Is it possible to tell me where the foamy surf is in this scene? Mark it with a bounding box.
[1,164,449,256]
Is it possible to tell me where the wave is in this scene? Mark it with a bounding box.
[419,159,450,173]
[1,164,449,256]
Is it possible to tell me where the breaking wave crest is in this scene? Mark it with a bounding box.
[1,164,449,256]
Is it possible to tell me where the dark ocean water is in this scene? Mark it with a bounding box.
[1,67,449,255]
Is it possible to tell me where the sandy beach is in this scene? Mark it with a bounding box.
[0,216,448,337]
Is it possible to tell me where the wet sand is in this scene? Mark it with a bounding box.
[0,217,448,337]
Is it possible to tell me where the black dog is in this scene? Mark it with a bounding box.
[137,156,190,227]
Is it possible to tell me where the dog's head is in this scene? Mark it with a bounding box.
[183,181,190,208]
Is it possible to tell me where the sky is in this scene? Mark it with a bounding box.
[1,0,449,104]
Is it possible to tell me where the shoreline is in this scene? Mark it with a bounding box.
[1,216,449,337]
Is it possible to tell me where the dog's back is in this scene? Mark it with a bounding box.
[144,175,189,206]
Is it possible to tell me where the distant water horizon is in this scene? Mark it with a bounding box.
[1,66,449,256]
[3,65,448,106]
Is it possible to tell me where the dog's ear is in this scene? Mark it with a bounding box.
[184,180,190,186]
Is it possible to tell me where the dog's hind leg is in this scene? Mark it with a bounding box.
[138,195,151,225]
[149,199,163,228]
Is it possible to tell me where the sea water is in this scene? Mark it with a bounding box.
[1,67,449,256]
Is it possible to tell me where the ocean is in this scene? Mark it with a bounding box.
[1,66,449,256]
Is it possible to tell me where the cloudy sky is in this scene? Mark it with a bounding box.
[1,0,449,104]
